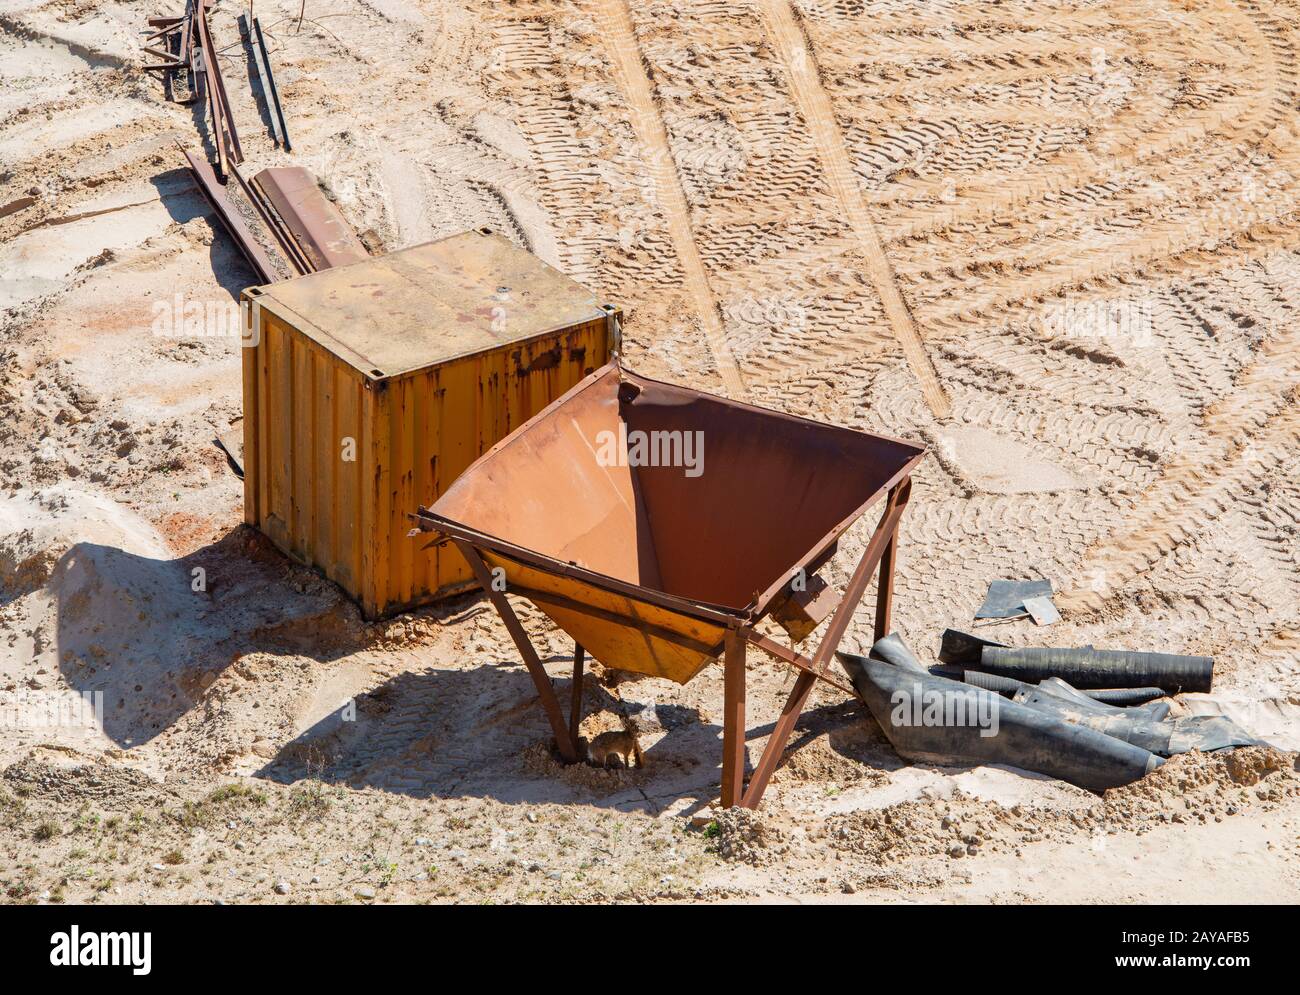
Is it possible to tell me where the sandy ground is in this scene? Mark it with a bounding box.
[1,0,1299,904]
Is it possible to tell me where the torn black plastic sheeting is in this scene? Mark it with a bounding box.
[838,644,1163,792]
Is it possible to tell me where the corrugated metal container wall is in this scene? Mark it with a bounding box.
[240,229,615,619]
[369,316,610,615]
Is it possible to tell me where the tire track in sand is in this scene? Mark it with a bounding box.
[1057,278,1300,614]
[591,0,746,397]
[755,0,951,418]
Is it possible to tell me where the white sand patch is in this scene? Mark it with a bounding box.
[0,31,98,81]
[0,200,172,309]
[933,424,1084,494]
[0,486,170,598]
[1,100,150,164]
[0,487,201,754]
[2,9,136,67]
[818,761,1095,816]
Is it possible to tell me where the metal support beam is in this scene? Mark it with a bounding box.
[874,531,897,644]
[453,539,580,763]
[739,477,912,808]
[252,16,291,150]
[569,643,585,753]
[740,671,814,809]
[809,478,910,674]
[721,630,747,807]
[179,145,276,283]
[741,629,858,697]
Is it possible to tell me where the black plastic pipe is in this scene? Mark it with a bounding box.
[980,646,1213,693]
[937,668,1169,708]
[1086,686,1168,706]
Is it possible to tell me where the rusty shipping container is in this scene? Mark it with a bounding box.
[241,228,618,619]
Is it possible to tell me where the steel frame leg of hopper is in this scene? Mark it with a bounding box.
[721,630,747,808]
[738,478,912,809]
[569,643,585,754]
[453,539,580,763]
[874,532,896,644]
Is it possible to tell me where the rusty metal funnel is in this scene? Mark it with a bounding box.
[417,363,925,684]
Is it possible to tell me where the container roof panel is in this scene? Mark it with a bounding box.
[251,229,605,378]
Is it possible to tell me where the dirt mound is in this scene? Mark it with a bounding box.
[772,735,892,788]
[1223,747,1294,785]
[519,740,646,796]
[709,807,792,865]
[1104,747,1299,816]
[0,486,170,597]
[826,792,1005,862]
[824,748,1300,864]
[4,749,161,806]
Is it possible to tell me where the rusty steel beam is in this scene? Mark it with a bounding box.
[253,167,368,270]
[180,0,198,64]
[193,3,242,172]
[569,643,585,753]
[207,9,243,162]
[721,630,747,808]
[190,46,224,175]
[142,1,197,101]
[240,14,282,148]
[247,16,290,151]
[454,540,580,763]
[142,24,181,43]
[739,478,912,808]
[187,21,205,108]
[740,671,813,808]
[230,164,310,277]
[810,479,911,675]
[180,145,276,284]
[874,530,897,644]
[740,630,858,698]
[235,163,313,275]
[261,208,313,275]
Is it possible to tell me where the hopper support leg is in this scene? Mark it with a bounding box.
[874,532,897,643]
[453,539,581,763]
[721,630,747,807]
[569,643,586,753]
[737,477,912,809]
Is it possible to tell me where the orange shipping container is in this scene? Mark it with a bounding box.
[240,228,617,619]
